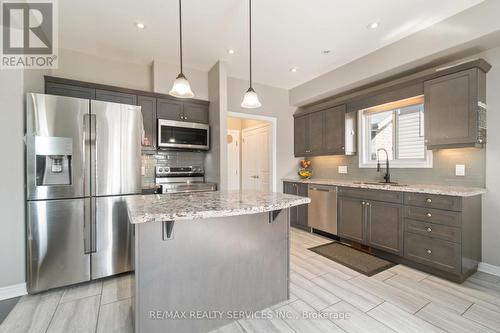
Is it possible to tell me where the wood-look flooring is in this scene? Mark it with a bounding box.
[1,228,500,333]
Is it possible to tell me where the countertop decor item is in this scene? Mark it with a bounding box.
[298,159,312,179]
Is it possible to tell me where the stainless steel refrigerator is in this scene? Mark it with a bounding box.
[25,93,143,293]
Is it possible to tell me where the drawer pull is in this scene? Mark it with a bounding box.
[426,227,432,233]
[361,201,366,205]
[426,249,432,255]
[426,198,432,203]
[427,213,432,218]
[366,202,370,206]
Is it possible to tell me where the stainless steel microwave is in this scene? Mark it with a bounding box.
[158,119,210,150]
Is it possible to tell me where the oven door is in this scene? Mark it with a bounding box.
[158,119,209,150]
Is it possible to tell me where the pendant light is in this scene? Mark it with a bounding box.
[241,0,261,108]
[169,0,194,98]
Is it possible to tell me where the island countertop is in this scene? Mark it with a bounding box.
[126,190,311,224]
[282,178,486,197]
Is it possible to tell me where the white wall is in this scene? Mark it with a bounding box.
[289,0,500,106]
[0,70,26,290]
[481,46,500,267]
[152,60,209,100]
[227,77,298,192]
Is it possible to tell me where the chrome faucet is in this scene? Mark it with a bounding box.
[376,148,391,183]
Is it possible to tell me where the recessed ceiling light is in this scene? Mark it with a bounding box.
[367,22,379,29]
[321,50,331,55]
[289,67,298,73]
[136,22,145,29]
[227,49,235,55]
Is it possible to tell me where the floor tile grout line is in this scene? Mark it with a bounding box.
[94,285,104,333]
[460,302,474,316]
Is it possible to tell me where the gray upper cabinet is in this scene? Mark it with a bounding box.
[95,89,137,105]
[293,105,350,157]
[294,116,308,156]
[157,99,183,121]
[46,82,95,100]
[323,105,346,154]
[424,68,487,149]
[137,95,156,148]
[183,102,209,124]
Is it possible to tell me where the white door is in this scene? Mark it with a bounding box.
[227,130,240,190]
[242,124,272,191]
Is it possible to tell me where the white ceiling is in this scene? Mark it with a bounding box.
[59,0,483,89]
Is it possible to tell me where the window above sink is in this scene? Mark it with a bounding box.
[358,95,433,169]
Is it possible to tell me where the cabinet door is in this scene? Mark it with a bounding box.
[424,69,477,147]
[308,111,324,155]
[46,82,95,100]
[183,102,209,124]
[338,196,365,243]
[157,98,183,121]
[323,105,345,154]
[95,89,137,105]
[366,201,403,255]
[137,95,157,148]
[294,116,308,157]
[283,182,299,229]
[296,183,309,229]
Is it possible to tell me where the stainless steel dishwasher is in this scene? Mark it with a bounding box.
[308,185,337,235]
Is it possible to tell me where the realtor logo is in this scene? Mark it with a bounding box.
[1,0,58,69]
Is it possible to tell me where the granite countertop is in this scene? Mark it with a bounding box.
[282,178,486,197]
[126,190,311,224]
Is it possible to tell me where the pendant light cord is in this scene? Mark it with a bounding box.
[249,0,252,89]
[179,0,183,74]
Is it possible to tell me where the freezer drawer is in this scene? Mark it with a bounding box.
[91,196,134,279]
[27,199,91,293]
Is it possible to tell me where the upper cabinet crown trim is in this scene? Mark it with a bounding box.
[44,75,209,106]
[295,58,491,117]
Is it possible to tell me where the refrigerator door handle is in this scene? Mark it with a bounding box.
[91,197,97,253]
[83,113,91,197]
[84,199,92,254]
[90,114,97,197]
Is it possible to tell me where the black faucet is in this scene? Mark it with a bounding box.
[376,148,391,183]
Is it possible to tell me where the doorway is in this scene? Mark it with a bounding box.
[226,112,277,192]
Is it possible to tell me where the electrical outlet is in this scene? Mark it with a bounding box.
[455,164,465,176]
[338,166,348,174]
[141,166,146,176]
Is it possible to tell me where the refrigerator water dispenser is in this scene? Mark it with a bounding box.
[35,136,73,186]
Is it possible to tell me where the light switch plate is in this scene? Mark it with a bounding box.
[141,166,146,176]
[338,166,348,174]
[455,164,465,176]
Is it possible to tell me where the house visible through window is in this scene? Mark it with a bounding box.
[359,95,432,168]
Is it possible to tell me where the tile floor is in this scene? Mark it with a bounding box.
[2,227,500,333]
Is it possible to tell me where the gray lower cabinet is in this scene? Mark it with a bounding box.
[283,182,309,231]
[424,68,487,149]
[366,201,403,255]
[95,89,137,105]
[137,95,156,148]
[338,196,365,243]
[338,190,403,256]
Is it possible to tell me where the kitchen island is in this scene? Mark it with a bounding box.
[126,191,310,333]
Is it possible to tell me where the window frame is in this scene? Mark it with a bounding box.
[358,99,433,169]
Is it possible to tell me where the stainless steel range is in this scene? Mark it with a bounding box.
[155,166,217,194]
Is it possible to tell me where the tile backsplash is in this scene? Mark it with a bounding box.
[308,147,485,187]
[141,151,205,187]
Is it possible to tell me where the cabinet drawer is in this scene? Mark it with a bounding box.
[338,187,402,204]
[404,219,461,243]
[404,232,461,274]
[404,193,461,211]
[405,206,461,227]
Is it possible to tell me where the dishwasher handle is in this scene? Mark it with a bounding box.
[309,186,336,192]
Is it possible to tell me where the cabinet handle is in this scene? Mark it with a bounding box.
[361,201,366,205]
[426,198,432,203]
[426,249,432,255]
[366,202,370,206]
[341,146,345,150]
[427,213,432,218]
[426,227,432,233]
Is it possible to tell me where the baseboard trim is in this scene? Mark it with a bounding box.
[478,262,500,277]
[0,283,27,301]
